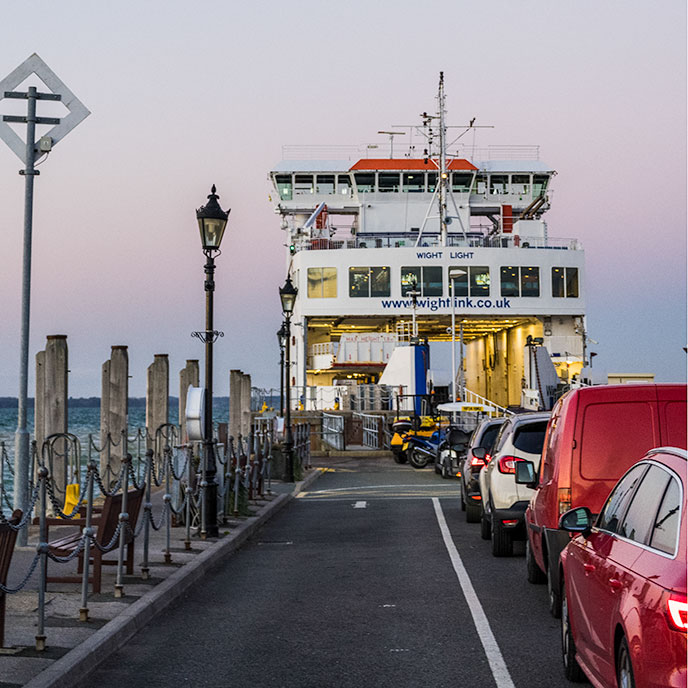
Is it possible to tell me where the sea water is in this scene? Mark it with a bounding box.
[0,399,231,502]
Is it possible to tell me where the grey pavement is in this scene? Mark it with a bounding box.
[1,469,321,688]
[78,456,569,688]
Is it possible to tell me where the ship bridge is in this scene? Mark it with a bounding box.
[269,89,587,410]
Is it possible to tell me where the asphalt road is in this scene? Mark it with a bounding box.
[82,456,569,688]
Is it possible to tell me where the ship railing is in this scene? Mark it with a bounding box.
[458,386,515,417]
[353,412,386,450]
[322,413,345,451]
[301,234,581,251]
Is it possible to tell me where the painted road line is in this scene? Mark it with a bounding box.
[433,497,516,688]
[353,501,367,508]
[301,484,461,494]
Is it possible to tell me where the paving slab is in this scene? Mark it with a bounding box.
[1,469,322,687]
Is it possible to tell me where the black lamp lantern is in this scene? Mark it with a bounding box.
[196,185,230,251]
[279,275,298,315]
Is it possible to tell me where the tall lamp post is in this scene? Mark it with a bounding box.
[277,323,287,416]
[279,275,298,482]
[195,185,230,539]
[448,268,467,403]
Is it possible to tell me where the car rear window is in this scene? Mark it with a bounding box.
[597,463,647,534]
[580,402,657,480]
[480,423,503,452]
[650,477,681,555]
[618,465,671,544]
[512,422,548,454]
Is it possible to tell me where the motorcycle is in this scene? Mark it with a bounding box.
[403,428,442,469]
[434,426,472,479]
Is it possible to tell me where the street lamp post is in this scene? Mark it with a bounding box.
[277,323,287,416]
[448,268,467,403]
[194,185,230,539]
[279,276,298,482]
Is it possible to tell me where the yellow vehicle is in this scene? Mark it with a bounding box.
[391,415,449,464]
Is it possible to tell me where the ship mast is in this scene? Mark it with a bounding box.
[437,71,448,247]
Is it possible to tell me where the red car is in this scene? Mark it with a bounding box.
[559,447,687,687]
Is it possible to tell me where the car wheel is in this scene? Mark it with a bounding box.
[616,637,635,688]
[561,580,586,682]
[526,538,546,584]
[466,500,481,523]
[548,563,562,619]
[491,512,513,557]
[480,507,491,540]
[460,486,466,511]
[409,449,429,469]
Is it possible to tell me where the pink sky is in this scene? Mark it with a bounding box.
[0,0,685,397]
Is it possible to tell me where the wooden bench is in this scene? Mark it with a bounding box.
[1,509,22,648]
[46,488,144,594]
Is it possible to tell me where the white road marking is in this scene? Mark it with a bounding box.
[353,501,367,509]
[432,498,516,688]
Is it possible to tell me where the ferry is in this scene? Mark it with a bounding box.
[269,74,587,413]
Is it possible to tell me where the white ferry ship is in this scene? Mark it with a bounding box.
[270,74,587,412]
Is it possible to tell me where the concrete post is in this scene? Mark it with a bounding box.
[240,373,252,439]
[101,346,128,480]
[146,354,169,448]
[229,369,242,441]
[179,360,200,443]
[44,335,69,492]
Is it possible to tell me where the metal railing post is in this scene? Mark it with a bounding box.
[79,464,96,621]
[114,455,130,598]
[141,449,153,579]
[35,466,48,651]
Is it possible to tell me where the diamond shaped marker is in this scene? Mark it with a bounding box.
[0,53,90,164]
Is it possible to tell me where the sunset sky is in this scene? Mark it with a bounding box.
[0,0,685,398]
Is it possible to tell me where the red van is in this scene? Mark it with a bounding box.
[515,383,687,618]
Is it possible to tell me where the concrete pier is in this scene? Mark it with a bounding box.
[100,346,128,480]
[179,360,199,443]
[146,354,169,447]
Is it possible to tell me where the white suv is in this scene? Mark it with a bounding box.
[478,412,550,556]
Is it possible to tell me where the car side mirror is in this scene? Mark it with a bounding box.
[472,447,487,460]
[558,507,593,536]
[514,460,536,487]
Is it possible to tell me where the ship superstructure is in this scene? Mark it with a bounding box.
[269,74,587,411]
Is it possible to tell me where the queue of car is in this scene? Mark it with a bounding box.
[424,383,687,688]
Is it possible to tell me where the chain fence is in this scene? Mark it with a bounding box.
[0,416,278,651]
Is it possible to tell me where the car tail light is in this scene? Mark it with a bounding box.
[502,519,519,527]
[470,456,487,468]
[558,488,572,515]
[498,455,522,474]
[666,595,688,632]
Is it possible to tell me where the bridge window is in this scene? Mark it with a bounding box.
[316,175,335,194]
[501,266,540,297]
[275,175,292,200]
[552,267,579,298]
[473,175,488,195]
[490,175,509,195]
[451,173,472,193]
[427,172,437,193]
[533,175,549,197]
[402,173,424,193]
[512,175,530,196]
[448,268,468,296]
[307,267,337,298]
[354,173,376,193]
[401,266,443,297]
[378,173,400,193]
[294,175,313,195]
[349,266,390,298]
[470,266,491,296]
[337,175,352,195]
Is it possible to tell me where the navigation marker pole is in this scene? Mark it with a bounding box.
[0,55,89,543]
